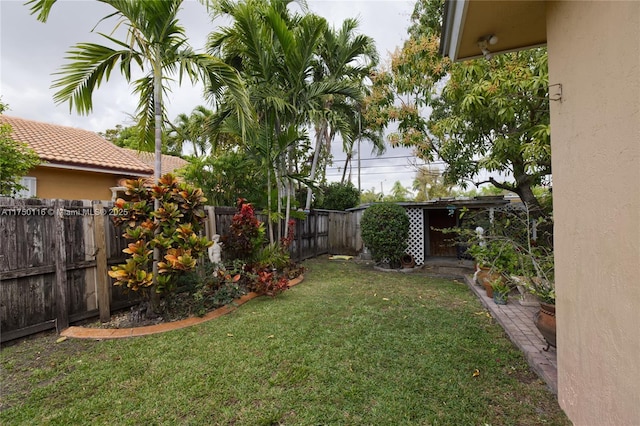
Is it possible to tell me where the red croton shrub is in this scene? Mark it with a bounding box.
[221,199,300,297]
[222,198,265,261]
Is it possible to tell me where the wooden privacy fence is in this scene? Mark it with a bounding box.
[203,207,360,261]
[0,198,134,343]
[0,198,359,342]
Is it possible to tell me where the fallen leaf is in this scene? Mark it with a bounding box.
[382,297,390,301]
[473,369,480,377]
[267,335,275,339]
[55,336,67,344]
[227,333,234,337]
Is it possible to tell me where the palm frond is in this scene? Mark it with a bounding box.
[51,43,143,114]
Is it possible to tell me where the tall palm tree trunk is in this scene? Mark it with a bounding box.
[305,121,328,210]
[341,152,352,184]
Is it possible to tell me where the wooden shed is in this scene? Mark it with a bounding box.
[349,196,512,265]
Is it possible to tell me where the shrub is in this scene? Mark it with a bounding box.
[222,198,265,261]
[360,202,410,268]
[161,261,246,318]
[108,174,211,295]
[315,182,360,211]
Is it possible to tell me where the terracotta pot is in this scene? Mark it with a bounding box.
[401,253,415,269]
[476,265,491,286]
[483,281,494,298]
[480,269,502,297]
[534,302,556,350]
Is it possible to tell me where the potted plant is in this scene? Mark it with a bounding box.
[468,239,514,295]
[490,240,519,276]
[508,217,556,350]
[467,243,491,286]
[521,276,555,350]
[491,278,511,305]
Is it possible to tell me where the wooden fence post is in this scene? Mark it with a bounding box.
[313,211,319,257]
[297,217,302,262]
[205,206,216,240]
[53,200,69,331]
[94,203,110,322]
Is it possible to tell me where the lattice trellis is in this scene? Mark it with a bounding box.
[405,208,424,265]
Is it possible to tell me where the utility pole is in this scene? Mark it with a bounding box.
[357,138,361,194]
[357,113,361,194]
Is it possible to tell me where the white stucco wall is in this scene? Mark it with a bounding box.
[547,2,640,424]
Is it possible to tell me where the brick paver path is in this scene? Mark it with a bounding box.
[464,276,558,394]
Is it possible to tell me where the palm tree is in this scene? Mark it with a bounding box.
[304,18,380,209]
[27,0,251,303]
[208,0,361,241]
[167,105,215,157]
[339,106,385,188]
[412,165,454,201]
[27,0,250,182]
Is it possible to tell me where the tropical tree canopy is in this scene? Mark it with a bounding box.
[0,101,41,197]
[206,0,370,240]
[27,0,251,181]
[167,106,217,157]
[412,165,454,201]
[365,0,551,215]
[306,16,383,208]
[314,181,360,211]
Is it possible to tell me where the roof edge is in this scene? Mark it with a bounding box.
[39,162,153,177]
[439,0,468,60]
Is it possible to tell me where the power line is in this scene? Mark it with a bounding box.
[326,163,444,170]
[332,155,446,163]
[326,170,419,176]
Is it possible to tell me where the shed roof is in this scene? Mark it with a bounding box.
[347,196,512,212]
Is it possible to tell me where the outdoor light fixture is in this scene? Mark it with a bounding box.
[477,34,498,59]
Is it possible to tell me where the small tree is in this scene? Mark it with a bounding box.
[0,102,40,196]
[315,182,360,211]
[360,203,410,268]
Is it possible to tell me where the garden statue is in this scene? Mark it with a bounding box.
[475,226,485,246]
[208,234,222,266]
[472,226,486,283]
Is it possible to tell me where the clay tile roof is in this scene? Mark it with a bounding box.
[0,115,153,175]
[122,148,189,176]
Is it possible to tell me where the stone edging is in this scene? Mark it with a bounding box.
[60,275,304,340]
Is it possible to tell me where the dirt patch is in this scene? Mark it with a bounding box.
[0,332,94,412]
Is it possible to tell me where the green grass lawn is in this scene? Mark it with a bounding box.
[1,257,570,425]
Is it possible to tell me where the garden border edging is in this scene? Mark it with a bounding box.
[60,275,304,340]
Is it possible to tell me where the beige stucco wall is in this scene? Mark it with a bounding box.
[547,1,640,424]
[29,166,123,201]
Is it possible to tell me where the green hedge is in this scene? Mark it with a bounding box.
[361,203,409,267]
